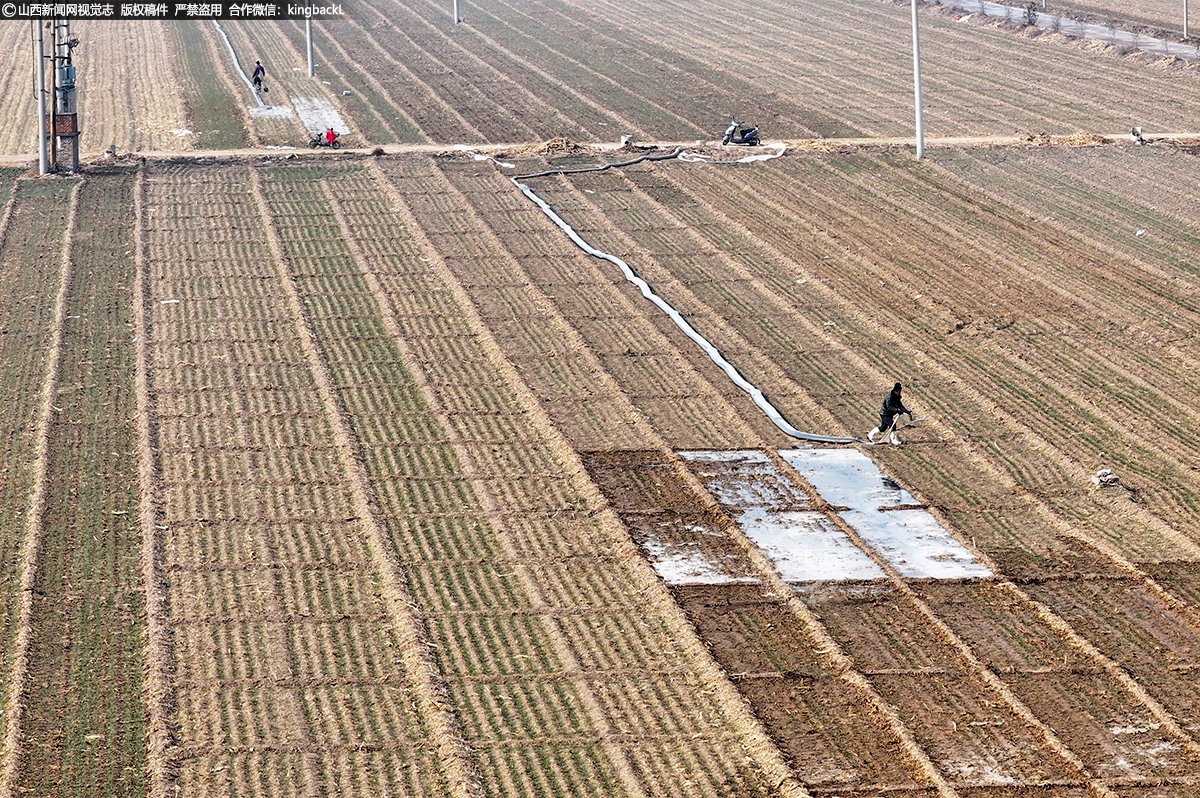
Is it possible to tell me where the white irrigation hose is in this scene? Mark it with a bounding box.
[677,143,787,164]
[513,177,862,445]
[212,21,265,108]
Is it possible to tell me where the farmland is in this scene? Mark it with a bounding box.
[988,0,1197,43]
[4,0,1200,155]
[0,0,1199,796]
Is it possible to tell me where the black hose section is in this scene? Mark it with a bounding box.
[513,148,682,180]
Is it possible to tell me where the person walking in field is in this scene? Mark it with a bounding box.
[251,60,265,91]
[868,382,912,445]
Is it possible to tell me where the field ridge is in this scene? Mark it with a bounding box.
[248,167,483,798]
[132,162,179,798]
[0,180,80,798]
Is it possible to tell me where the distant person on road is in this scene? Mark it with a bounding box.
[325,127,337,144]
[868,382,912,446]
[251,60,265,90]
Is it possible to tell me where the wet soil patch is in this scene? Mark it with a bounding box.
[799,584,966,673]
[672,584,926,790]
[1005,671,1200,779]
[869,671,1080,784]
[672,584,823,675]
[986,535,1128,582]
[581,449,760,584]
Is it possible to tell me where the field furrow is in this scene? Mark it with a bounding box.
[0,176,79,786]
[142,162,458,797]
[636,154,1200,565]
[5,169,144,798]
[297,158,808,796]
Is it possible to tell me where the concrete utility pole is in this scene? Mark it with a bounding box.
[34,21,49,175]
[306,19,314,76]
[1185,0,1190,39]
[453,0,461,23]
[911,0,925,159]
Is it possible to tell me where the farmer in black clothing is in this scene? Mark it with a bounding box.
[868,382,912,445]
[251,60,265,90]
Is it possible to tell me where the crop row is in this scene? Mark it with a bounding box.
[0,175,147,797]
[0,177,77,713]
[167,519,374,569]
[422,149,1200,789]
[143,163,459,795]
[178,747,446,798]
[14,170,145,796]
[585,153,1199,568]
[161,446,344,485]
[285,159,790,795]
[170,565,387,621]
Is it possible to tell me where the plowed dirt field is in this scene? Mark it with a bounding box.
[0,141,1196,797]
[1,0,1200,795]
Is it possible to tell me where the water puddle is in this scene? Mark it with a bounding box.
[680,450,886,582]
[638,518,759,585]
[780,449,992,579]
[738,507,887,581]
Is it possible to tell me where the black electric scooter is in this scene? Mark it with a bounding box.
[721,119,760,146]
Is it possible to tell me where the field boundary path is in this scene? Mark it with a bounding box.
[951,0,1200,60]
[0,130,1197,170]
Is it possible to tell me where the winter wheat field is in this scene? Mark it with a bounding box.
[1,0,1200,797]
